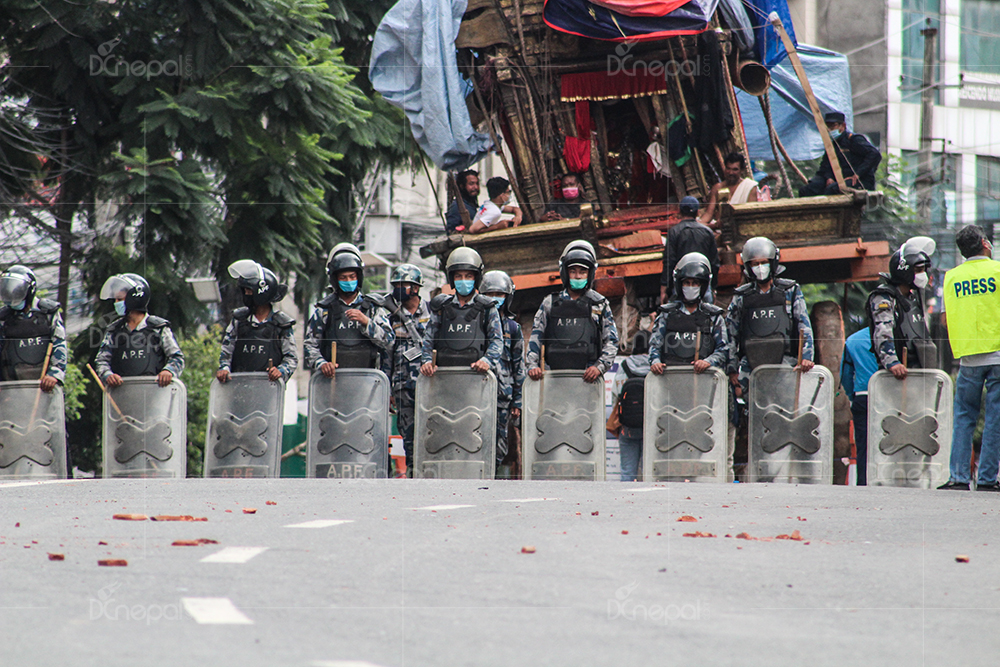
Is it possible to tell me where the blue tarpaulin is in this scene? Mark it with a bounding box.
[736,44,854,162]
[744,0,797,68]
[369,0,492,171]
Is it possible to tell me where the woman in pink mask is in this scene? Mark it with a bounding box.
[541,173,589,221]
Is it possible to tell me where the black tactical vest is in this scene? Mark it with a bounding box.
[739,281,797,369]
[431,294,491,367]
[659,303,716,365]
[108,316,169,377]
[229,309,293,373]
[544,293,601,370]
[320,295,379,369]
[0,300,58,381]
[619,362,646,429]
[867,285,936,369]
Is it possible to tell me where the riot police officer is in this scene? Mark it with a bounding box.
[419,247,503,376]
[217,260,297,383]
[726,238,814,478]
[384,263,430,472]
[527,240,619,383]
[95,274,184,387]
[0,265,67,392]
[304,243,394,376]
[480,270,525,469]
[726,237,815,382]
[650,252,729,375]
[866,236,937,379]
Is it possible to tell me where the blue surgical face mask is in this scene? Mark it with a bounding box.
[829,129,842,141]
[114,300,127,316]
[491,296,506,308]
[338,279,358,293]
[454,279,475,296]
[569,278,588,291]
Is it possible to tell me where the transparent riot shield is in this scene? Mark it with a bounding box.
[307,369,390,479]
[103,377,187,478]
[643,367,727,482]
[867,369,952,488]
[523,370,606,481]
[748,365,834,484]
[204,373,284,478]
[0,381,67,479]
[414,369,497,479]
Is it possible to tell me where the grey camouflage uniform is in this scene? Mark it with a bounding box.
[0,298,67,383]
[526,290,619,373]
[218,311,298,379]
[496,316,525,464]
[867,289,909,369]
[419,297,504,370]
[303,292,395,371]
[94,317,185,380]
[648,300,730,369]
[725,281,814,383]
[383,297,430,461]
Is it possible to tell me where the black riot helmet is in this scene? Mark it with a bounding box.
[480,270,515,314]
[445,247,485,290]
[0,265,37,310]
[228,260,288,307]
[559,240,597,291]
[672,252,713,303]
[740,236,780,283]
[886,236,935,286]
[100,273,151,313]
[326,243,365,289]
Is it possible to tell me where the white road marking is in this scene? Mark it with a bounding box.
[182,597,253,624]
[284,519,355,529]
[311,661,388,667]
[0,480,81,489]
[626,487,669,493]
[409,504,475,511]
[498,498,560,503]
[200,547,269,564]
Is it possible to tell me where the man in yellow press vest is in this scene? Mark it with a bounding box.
[941,225,1000,491]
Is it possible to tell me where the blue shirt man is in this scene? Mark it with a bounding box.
[841,327,878,485]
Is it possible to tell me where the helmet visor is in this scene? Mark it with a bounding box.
[100,275,140,300]
[228,260,265,284]
[901,236,936,263]
[0,275,30,305]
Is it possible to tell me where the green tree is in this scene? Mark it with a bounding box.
[178,327,224,477]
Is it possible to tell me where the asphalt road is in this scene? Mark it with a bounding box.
[0,478,997,666]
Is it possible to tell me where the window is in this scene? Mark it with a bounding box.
[901,0,941,104]
[962,0,1000,75]
[978,156,1000,223]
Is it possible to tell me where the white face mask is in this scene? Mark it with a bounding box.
[912,272,929,289]
[751,263,771,282]
[682,285,702,302]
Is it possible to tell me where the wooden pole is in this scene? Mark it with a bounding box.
[793,335,805,414]
[27,343,54,428]
[87,363,127,422]
[769,13,848,193]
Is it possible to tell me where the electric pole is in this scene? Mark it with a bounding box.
[915,20,937,227]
